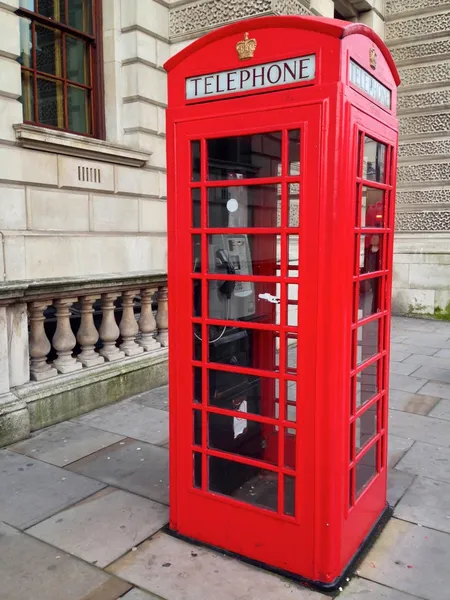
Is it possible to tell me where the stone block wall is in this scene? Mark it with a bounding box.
[386,0,450,315]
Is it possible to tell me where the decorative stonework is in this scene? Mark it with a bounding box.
[169,0,311,38]
[391,40,450,64]
[398,89,450,112]
[399,140,450,159]
[398,162,450,184]
[396,211,450,232]
[400,113,450,137]
[396,189,450,205]
[386,0,449,16]
[386,13,449,41]
[399,62,450,88]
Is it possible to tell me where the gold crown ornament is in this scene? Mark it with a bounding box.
[369,47,377,70]
[236,32,257,60]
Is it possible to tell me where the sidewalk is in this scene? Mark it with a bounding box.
[1,316,450,600]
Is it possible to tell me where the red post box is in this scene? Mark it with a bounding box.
[164,15,400,590]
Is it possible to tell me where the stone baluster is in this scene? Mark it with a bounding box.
[76,295,104,367]
[28,301,58,381]
[137,287,161,352]
[52,298,82,374]
[155,285,169,347]
[119,290,143,356]
[99,293,125,361]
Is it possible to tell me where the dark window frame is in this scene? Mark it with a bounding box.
[17,0,105,139]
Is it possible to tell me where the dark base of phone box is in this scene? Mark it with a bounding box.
[166,503,393,594]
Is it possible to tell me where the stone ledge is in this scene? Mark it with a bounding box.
[15,125,152,168]
[0,394,30,447]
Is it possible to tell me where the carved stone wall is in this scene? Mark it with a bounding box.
[387,1,450,313]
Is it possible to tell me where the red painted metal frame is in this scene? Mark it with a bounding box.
[165,15,399,588]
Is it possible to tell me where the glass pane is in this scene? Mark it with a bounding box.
[19,0,34,9]
[20,71,34,122]
[288,130,301,175]
[288,235,299,277]
[288,183,300,227]
[208,279,280,324]
[356,403,377,452]
[66,36,89,84]
[37,0,65,22]
[356,443,377,497]
[356,361,379,409]
[67,0,92,33]
[361,187,384,228]
[193,367,202,404]
[286,381,296,422]
[192,188,201,228]
[193,323,202,360]
[284,475,295,516]
[358,277,381,320]
[36,25,62,76]
[286,333,297,373]
[37,77,64,127]
[359,234,382,274]
[284,428,296,469]
[287,284,298,327]
[193,452,202,488]
[19,17,33,68]
[68,85,89,134]
[357,319,379,366]
[192,278,202,317]
[192,234,201,273]
[193,409,202,446]
[191,141,201,182]
[363,137,386,183]
[208,370,277,418]
[208,132,282,180]
[207,326,278,372]
[208,185,278,228]
[207,234,279,277]
[209,455,278,512]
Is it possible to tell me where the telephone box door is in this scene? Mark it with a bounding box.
[170,102,323,576]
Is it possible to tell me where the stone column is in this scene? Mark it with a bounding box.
[137,287,161,352]
[28,301,57,381]
[6,303,30,387]
[156,285,169,347]
[76,295,104,367]
[119,290,143,356]
[52,298,82,374]
[99,293,125,361]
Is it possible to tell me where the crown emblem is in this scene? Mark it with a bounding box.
[236,32,257,60]
[369,47,377,70]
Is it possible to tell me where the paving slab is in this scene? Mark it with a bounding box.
[66,439,169,504]
[401,332,450,349]
[395,477,450,534]
[0,522,131,600]
[391,343,437,357]
[131,385,169,412]
[358,518,450,600]
[387,435,414,468]
[387,469,415,507]
[74,402,169,445]
[10,421,124,466]
[411,366,450,384]
[403,354,450,370]
[107,532,326,600]
[395,442,450,484]
[388,391,440,416]
[389,374,428,394]
[388,411,450,447]
[339,577,422,599]
[417,381,450,401]
[435,349,450,359]
[428,398,450,421]
[389,362,420,376]
[390,350,413,362]
[0,450,104,529]
[121,590,163,600]
[27,487,169,568]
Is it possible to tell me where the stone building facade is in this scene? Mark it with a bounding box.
[0,0,448,445]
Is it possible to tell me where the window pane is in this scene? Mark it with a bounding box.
[356,361,379,409]
[19,0,34,9]
[288,130,300,176]
[361,187,384,228]
[288,235,299,277]
[36,24,62,76]
[207,326,278,372]
[356,443,377,497]
[68,85,89,134]
[284,475,295,516]
[209,455,278,512]
[356,404,377,453]
[192,234,201,273]
[68,0,92,34]
[287,284,298,327]
[208,279,279,324]
[193,452,202,488]
[208,371,278,418]
[288,183,300,227]
[66,36,89,84]
[37,0,65,22]
[192,189,201,227]
[357,319,379,366]
[207,234,280,277]
[19,17,33,68]
[21,71,34,121]
[359,234,382,274]
[358,277,381,320]
[37,77,63,127]
[363,137,386,183]
[191,141,201,182]
[208,185,279,228]
[207,132,281,180]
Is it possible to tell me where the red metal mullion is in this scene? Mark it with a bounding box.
[352,352,385,377]
[356,178,391,191]
[203,227,282,235]
[351,311,384,330]
[205,446,296,477]
[350,391,382,423]
[197,361,279,380]
[200,138,208,491]
[349,431,381,470]
[199,404,298,429]
[355,269,389,282]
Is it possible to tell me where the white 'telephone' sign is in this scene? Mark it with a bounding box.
[349,60,391,109]
[186,54,316,100]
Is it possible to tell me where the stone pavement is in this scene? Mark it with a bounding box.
[1,316,450,600]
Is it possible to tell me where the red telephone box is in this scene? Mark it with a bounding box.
[164,16,399,590]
